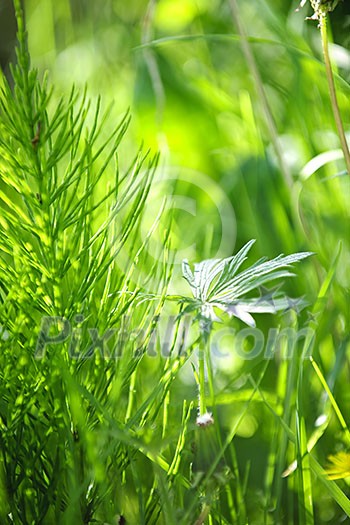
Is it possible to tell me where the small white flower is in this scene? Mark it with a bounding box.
[196,412,214,427]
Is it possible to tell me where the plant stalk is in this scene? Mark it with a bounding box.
[229,0,293,187]
[198,332,207,415]
[319,16,350,175]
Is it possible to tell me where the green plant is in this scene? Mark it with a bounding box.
[181,241,312,420]
[299,0,350,175]
[0,1,349,524]
[0,1,171,523]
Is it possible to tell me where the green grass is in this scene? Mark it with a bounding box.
[0,0,349,523]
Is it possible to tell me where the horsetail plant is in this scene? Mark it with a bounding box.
[0,2,173,523]
[182,240,312,424]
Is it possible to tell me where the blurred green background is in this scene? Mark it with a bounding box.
[2,0,348,259]
[2,0,346,320]
[0,1,349,523]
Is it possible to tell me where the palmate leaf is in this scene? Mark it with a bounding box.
[212,251,312,301]
[182,239,256,302]
[206,239,256,299]
[182,241,313,327]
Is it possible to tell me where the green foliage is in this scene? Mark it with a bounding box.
[0,0,349,524]
[0,2,173,524]
[182,241,312,327]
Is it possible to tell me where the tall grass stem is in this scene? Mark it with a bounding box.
[319,16,350,175]
[229,0,293,187]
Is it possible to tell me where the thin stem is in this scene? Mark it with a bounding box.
[310,356,350,445]
[229,0,293,188]
[141,0,169,155]
[319,16,350,176]
[198,332,207,415]
[125,369,137,422]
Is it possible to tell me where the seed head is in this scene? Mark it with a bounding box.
[196,412,214,428]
